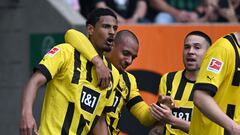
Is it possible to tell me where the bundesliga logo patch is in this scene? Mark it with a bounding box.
[207,58,224,73]
[46,47,60,57]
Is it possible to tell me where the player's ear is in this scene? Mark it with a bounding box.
[87,24,94,35]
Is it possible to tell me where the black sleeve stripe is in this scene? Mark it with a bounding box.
[193,83,217,97]
[35,64,52,82]
[126,96,143,110]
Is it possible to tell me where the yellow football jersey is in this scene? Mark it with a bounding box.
[189,33,240,135]
[64,29,155,135]
[37,43,119,135]
[159,70,194,135]
[105,72,155,135]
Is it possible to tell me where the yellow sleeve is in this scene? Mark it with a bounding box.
[38,43,72,81]
[64,29,98,61]
[127,73,156,126]
[130,102,156,127]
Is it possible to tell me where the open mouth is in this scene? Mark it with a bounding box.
[106,38,114,46]
[186,58,196,62]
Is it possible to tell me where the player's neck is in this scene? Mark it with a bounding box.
[184,70,198,82]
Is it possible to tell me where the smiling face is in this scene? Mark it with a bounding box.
[107,32,139,72]
[183,35,209,72]
[88,15,118,54]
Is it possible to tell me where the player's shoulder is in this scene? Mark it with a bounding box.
[212,36,234,50]
[43,43,75,58]
[54,43,75,52]
[207,37,235,58]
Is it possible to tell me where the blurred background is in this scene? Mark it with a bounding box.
[1,0,239,134]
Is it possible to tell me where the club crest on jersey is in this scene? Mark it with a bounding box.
[46,47,60,57]
[207,58,224,73]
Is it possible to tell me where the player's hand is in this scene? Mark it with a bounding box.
[228,123,240,135]
[150,103,174,123]
[157,94,177,109]
[20,113,39,135]
[92,56,111,89]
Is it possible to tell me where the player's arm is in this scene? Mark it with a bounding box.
[64,29,111,89]
[20,71,47,135]
[150,103,189,133]
[130,100,156,126]
[126,74,156,126]
[92,115,108,135]
[193,90,240,134]
[192,39,240,134]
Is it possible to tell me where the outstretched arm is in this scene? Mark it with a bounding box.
[20,71,47,135]
[65,29,111,89]
[130,101,156,127]
[193,90,240,134]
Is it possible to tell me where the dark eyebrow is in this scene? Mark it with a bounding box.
[193,43,201,46]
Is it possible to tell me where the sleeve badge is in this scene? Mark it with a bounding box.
[46,47,60,57]
[207,58,224,74]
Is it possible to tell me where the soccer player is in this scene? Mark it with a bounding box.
[149,31,212,135]
[65,29,173,135]
[19,8,120,135]
[189,32,240,135]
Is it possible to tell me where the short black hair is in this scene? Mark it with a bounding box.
[86,8,117,26]
[185,31,212,45]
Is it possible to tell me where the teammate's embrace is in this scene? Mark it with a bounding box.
[20,8,120,135]
[65,29,161,135]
